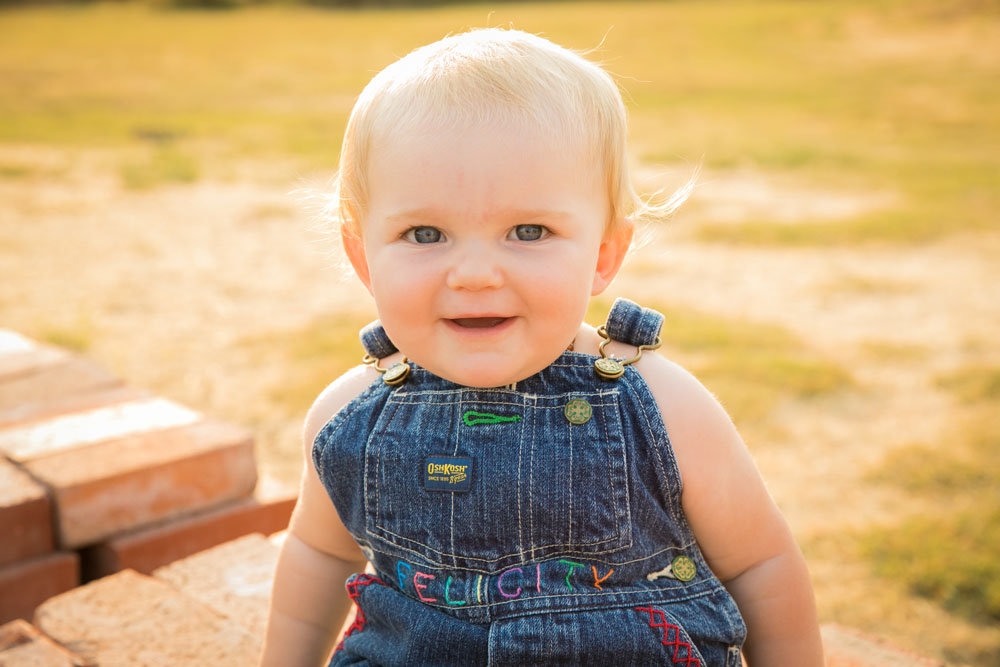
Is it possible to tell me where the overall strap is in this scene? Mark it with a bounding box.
[603,298,664,347]
[359,320,398,359]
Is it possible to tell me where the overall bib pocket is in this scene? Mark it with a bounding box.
[487,604,708,667]
[363,388,633,570]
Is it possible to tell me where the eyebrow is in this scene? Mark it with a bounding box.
[385,207,572,224]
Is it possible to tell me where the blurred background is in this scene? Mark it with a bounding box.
[0,0,997,663]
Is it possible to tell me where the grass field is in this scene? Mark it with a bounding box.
[1,1,998,663]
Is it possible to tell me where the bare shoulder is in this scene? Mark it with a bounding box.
[290,363,378,561]
[575,323,739,477]
[631,351,739,460]
[633,351,791,582]
[303,364,380,449]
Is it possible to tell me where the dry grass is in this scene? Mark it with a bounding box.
[2,1,998,663]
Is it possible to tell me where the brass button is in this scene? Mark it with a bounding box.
[671,555,696,582]
[564,398,592,425]
[382,362,410,386]
[594,357,624,380]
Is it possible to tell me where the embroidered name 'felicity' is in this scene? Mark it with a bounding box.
[392,557,624,607]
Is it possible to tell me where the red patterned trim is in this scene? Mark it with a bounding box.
[335,574,386,653]
[635,606,701,667]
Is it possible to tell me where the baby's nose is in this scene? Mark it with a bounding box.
[445,243,504,291]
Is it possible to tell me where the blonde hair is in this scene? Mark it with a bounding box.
[333,28,688,239]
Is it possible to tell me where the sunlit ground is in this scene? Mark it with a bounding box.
[1,1,998,663]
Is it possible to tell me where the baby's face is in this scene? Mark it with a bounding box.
[345,120,627,387]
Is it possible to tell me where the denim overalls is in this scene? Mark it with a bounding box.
[313,299,746,666]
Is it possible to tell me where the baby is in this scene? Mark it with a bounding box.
[261,28,823,666]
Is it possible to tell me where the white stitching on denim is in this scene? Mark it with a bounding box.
[368,389,633,566]
[368,398,404,544]
[567,408,574,546]
[416,580,722,610]
[599,400,632,547]
[621,378,684,528]
[386,398,619,409]
[527,394,536,561]
[517,394,535,560]
[450,394,462,568]
[371,526,626,564]
[368,540,697,577]
[391,387,620,400]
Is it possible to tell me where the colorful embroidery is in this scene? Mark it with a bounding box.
[592,566,614,590]
[444,576,467,606]
[413,571,437,602]
[397,561,412,589]
[462,410,522,426]
[559,559,584,590]
[392,557,649,605]
[498,567,523,598]
[635,606,700,667]
[335,574,386,653]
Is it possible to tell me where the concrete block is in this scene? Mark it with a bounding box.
[0,552,78,626]
[0,618,89,666]
[822,624,945,666]
[81,479,295,579]
[34,569,259,666]
[0,359,121,414]
[23,420,257,549]
[153,533,280,638]
[0,459,52,568]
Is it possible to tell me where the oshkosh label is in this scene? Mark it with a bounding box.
[423,455,473,492]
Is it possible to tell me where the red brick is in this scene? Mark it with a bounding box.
[0,397,200,463]
[0,618,89,666]
[821,624,945,666]
[153,533,280,638]
[0,358,121,414]
[0,344,68,382]
[0,386,145,430]
[81,479,295,579]
[23,420,257,549]
[0,552,78,625]
[34,569,259,665]
[0,459,53,568]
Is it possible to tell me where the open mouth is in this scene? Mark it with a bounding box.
[449,317,511,329]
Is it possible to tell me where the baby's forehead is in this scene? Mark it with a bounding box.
[372,111,597,163]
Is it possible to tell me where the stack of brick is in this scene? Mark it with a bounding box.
[0,330,296,627]
[0,533,289,665]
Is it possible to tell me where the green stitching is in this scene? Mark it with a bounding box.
[462,410,522,426]
[559,560,584,590]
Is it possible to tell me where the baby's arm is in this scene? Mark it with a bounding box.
[639,354,824,666]
[259,367,373,667]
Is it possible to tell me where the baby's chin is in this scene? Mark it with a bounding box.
[416,353,557,389]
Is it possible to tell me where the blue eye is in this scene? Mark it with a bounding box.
[510,224,547,241]
[406,226,443,244]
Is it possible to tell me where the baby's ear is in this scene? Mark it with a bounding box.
[341,224,373,292]
[591,218,634,296]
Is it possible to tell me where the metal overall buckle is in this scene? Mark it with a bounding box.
[594,326,662,380]
[362,353,411,386]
